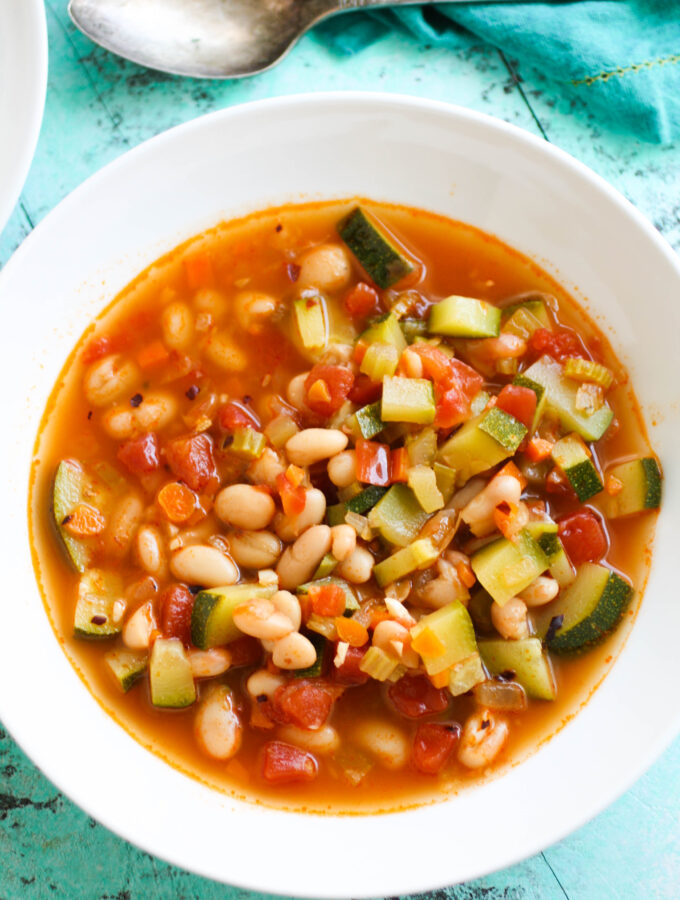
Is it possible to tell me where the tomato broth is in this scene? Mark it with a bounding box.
[30,200,659,812]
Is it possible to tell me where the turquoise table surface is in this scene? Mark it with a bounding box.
[1,4,679,898]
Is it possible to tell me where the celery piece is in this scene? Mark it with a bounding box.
[373,538,439,587]
[338,208,413,289]
[313,553,338,579]
[449,653,486,696]
[381,376,435,425]
[563,357,614,389]
[478,408,527,452]
[326,503,346,527]
[360,313,407,355]
[433,462,457,503]
[294,293,328,350]
[264,415,299,449]
[470,390,490,416]
[358,646,401,681]
[471,530,549,607]
[407,465,445,513]
[354,401,384,439]
[360,341,399,380]
[368,484,430,546]
[410,600,478,676]
[501,307,545,340]
[405,427,437,466]
[230,426,267,460]
[496,358,518,376]
[428,295,501,338]
[437,412,515,486]
[401,317,428,342]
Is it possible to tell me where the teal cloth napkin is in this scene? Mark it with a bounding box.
[316,1,680,144]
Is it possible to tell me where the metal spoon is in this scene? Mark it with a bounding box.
[68,0,527,80]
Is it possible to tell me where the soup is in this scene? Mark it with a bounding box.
[30,200,661,812]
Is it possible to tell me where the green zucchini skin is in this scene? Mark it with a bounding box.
[535,563,634,654]
[338,207,413,289]
[605,456,663,518]
[551,434,603,502]
[479,638,556,700]
[105,649,148,692]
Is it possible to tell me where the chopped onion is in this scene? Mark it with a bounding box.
[472,678,527,712]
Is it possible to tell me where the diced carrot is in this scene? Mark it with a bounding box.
[605,474,624,496]
[369,606,392,628]
[493,501,521,541]
[63,504,106,537]
[183,252,214,289]
[157,482,197,523]
[428,669,451,689]
[309,584,346,617]
[456,560,476,589]
[525,436,554,463]
[276,471,306,517]
[136,339,170,370]
[335,617,370,648]
[410,627,446,659]
[285,464,305,489]
[390,447,410,483]
[307,378,332,407]
[353,339,368,365]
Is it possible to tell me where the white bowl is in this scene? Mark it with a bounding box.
[0,94,678,896]
[0,0,47,233]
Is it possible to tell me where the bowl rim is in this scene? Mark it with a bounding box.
[2,91,680,896]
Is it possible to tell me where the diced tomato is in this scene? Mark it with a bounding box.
[435,387,473,430]
[412,723,461,775]
[387,674,450,719]
[348,373,382,406]
[117,432,160,476]
[304,365,354,418]
[390,447,409,483]
[355,439,391,487]
[228,635,264,668]
[81,336,113,364]
[165,433,219,492]
[218,402,260,431]
[528,327,586,363]
[495,385,537,430]
[136,340,170,370]
[261,741,318,784]
[183,252,214,290]
[276,471,307,517]
[411,344,451,384]
[412,348,484,430]
[344,282,380,319]
[269,680,336,730]
[558,509,608,566]
[159,584,195,645]
[309,583,346,617]
[331,644,369,685]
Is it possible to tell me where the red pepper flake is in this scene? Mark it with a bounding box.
[91,615,107,625]
[286,262,301,282]
[87,410,93,420]
[61,514,73,526]
[275,223,283,233]
[130,393,143,408]
[545,614,565,644]
[185,385,200,401]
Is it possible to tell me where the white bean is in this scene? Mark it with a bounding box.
[107,494,143,558]
[246,668,286,699]
[331,524,356,562]
[204,332,247,371]
[336,546,374,584]
[170,544,238,588]
[297,245,353,293]
[228,530,282,569]
[273,632,317,670]
[286,372,311,411]
[215,484,276,531]
[188,648,232,679]
[135,525,167,577]
[491,598,529,641]
[193,287,226,317]
[271,590,301,631]
[458,709,509,769]
[277,525,332,590]
[460,473,523,537]
[274,487,326,542]
[134,392,179,432]
[233,596,294,640]
[161,301,194,350]
[327,450,357,488]
[83,354,139,407]
[235,291,279,334]
[353,717,410,770]
[122,601,156,650]
[246,448,286,490]
[101,407,136,440]
[519,576,560,607]
[285,428,348,467]
[194,685,242,760]
[278,724,340,755]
